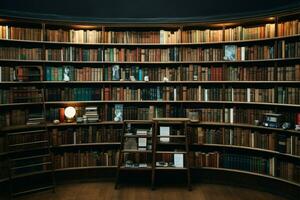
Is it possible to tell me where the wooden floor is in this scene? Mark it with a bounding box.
[15,182,288,200]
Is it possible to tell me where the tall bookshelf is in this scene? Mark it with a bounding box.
[0,10,300,198]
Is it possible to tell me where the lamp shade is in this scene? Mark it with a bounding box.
[65,106,76,119]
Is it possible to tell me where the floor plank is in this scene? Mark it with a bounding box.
[15,182,288,200]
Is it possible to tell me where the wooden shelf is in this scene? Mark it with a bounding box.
[153,117,189,122]
[12,185,54,197]
[8,140,49,147]
[51,143,120,148]
[1,33,299,46]
[156,151,187,154]
[195,167,300,187]
[46,121,123,127]
[122,149,152,153]
[155,167,187,170]
[11,162,52,170]
[1,57,300,65]
[55,166,117,172]
[21,80,300,84]
[11,154,50,161]
[0,124,46,132]
[0,177,9,183]
[157,135,186,138]
[0,102,43,107]
[192,144,300,160]
[124,134,152,138]
[11,170,53,179]
[120,166,152,170]
[187,122,300,135]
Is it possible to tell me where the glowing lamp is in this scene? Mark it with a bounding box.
[64,106,76,122]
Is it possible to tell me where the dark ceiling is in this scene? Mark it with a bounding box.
[0,0,300,22]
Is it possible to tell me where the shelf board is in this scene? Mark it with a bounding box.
[122,149,152,153]
[11,154,50,161]
[1,34,299,46]
[155,167,187,170]
[192,143,300,159]
[157,135,186,138]
[120,166,152,170]
[55,166,117,172]
[0,177,9,183]
[156,151,187,154]
[8,140,48,147]
[11,162,51,170]
[153,117,189,122]
[0,152,8,157]
[46,121,123,127]
[11,170,53,179]
[30,80,300,84]
[51,143,120,148]
[157,142,186,145]
[7,129,46,136]
[1,57,300,65]
[196,167,300,187]
[188,122,300,135]
[0,102,43,107]
[124,134,152,138]
[8,146,49,154]
[123,120,153,124]
[12,185,54,197]
[0,124,46,132]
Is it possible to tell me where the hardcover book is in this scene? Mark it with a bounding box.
[224,45,236,61]
[112,65,120,81]
[114,104,123,121]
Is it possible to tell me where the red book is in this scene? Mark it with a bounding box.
[297,113,300,125]
[59,108,65,123]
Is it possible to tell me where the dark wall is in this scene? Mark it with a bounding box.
[0,0,300,22]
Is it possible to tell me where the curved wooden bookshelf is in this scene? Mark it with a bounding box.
[1,9,300,196]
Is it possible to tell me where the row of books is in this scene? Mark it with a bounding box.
[10,64,300,82]
[190,127,300,156]
[224,24,276,41]
[11,156,50,176]
[45,47,181,62]
[0,47,42,60]
[189,152,274,175]
[0,87,43,104]
[42,86,300,104]
[50,126,121,145]
[52,150,119,169]
[0,66,43,82]
[278,20,300,37]
[0,20,298,43]
[0,42,298,62]
[1,106,296,127]
[0,109,45,127]
[0,25,42,41]
[46,29,103,43]
[8,131,48,148]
